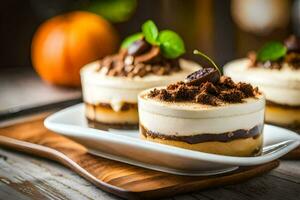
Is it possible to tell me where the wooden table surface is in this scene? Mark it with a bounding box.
[0,66,81,120]
[0,145,299,200]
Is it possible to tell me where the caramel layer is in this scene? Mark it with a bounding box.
[141,134,262,156]
[265,103,300,131]
[86,102,137,111]
[85,103,139,129]
[140,125,263,144]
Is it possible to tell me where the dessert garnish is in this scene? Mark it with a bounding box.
[96,20,186,78]
[127,39,151,56]
[149,50,259,106]
[184,50,221,85]
[122,20,185,58]
[257,41,287,62]
[248,35,300,69]
[185,68,220,86]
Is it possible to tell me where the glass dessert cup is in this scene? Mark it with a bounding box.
[80,19,200,130]
[81,60,200,129]
[224,59,300,131]
[266,102,300,131]
[224,35,300,131]
[138,89,265,157]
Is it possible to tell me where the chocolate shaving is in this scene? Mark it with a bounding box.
[96,39,181,77]
[148,76,260,106]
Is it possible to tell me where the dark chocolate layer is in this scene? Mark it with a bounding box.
[141,125,263,144]
[87,119,138,130]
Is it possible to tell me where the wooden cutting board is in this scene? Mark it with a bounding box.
[0,114,283,199]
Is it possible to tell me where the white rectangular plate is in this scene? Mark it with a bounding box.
[45,104,300,176]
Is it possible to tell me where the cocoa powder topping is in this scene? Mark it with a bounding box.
[148,75,260,106]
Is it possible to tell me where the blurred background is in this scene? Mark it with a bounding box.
[0,0,299,118]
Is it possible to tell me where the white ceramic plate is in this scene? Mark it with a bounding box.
[44,104,300,176]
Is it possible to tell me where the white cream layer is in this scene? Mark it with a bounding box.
[224,58,300,106]
[138,90,265,136]
[81,59,200,111]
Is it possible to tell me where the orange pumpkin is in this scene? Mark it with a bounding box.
[31,11,119,87]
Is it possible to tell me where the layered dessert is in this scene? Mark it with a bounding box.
[81,20,200,129]
[138,60,265,156]
[224,35,300,130]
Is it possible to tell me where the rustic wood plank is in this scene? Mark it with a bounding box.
[220,175,300,200]
[269,161,300,184]
[178,167,300,200]
[0,148,119,200]
[180,171,300,200]
[193,189,254,200]
[170,159,300,200]
[0,147,299,200]
[173,194,212,200]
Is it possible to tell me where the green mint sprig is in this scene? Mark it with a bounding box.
[193,50,221,75]
[257,41,287,62]
[142,20,159,45]
[121,20,185,58]
[158,30,185,59]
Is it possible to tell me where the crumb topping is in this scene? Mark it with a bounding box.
[96,39,181,78]
[248,51,300,70]
[148,76,260,106]
[248,35,300,70]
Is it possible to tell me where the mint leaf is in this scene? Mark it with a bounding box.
[158,30,185,58]
[121,32,144,49]
[257,41,287,62]
[142,20,159,45]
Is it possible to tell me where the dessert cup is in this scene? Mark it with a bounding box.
[81,59,200,129]
[224,35,300,131]
[138,75,265,156]
[80,20,200,129]
[224,54,300,131]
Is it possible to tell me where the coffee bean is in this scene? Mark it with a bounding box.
[184,68,220,86]
[127,39,151,56]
